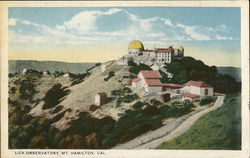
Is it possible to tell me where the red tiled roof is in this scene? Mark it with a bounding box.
[145,79,162,86]
[162,83,183,88]
[131,78,141,82]
[182,93,200,99]
[140,70,162,79]
[141,50,156,52]
[184,81,213,88]
[96,92,107,96]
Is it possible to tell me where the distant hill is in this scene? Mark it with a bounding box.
[9,60,96,74]
[217,67,241,82]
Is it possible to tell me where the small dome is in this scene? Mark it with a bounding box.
[179,46,184,51]
[128,40,144,50]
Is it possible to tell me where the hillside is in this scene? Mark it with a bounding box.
[9,60,95,74]
[8,57,241,149]
[157,93,241,150]
[162,57,241,93]
[217,66,241,82]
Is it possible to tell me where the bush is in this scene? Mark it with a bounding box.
[104,71,115,81]
[43,84,70,109]
[129,63,152,74]
[200,97,214,106]
[162,93,171,102]
[132,101,144,109]
[52,105,64,114]
[150,99,162,106]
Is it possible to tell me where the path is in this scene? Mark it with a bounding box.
[113,95,225,149]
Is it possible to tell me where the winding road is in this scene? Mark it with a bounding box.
[113,95,225,149]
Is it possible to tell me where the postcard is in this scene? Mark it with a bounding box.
[0,1,249,158]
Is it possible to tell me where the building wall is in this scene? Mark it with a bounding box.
[182,96,200,102]
[181,86,213,97]
[200,88,214,97]
[147,86,162,93]
[132,80,142,88]
[184,85,201,95]
[171,94,182,103]
[95,94,101,106]
[129,49,140,54]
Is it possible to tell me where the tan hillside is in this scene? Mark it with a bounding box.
[58,60,131,110]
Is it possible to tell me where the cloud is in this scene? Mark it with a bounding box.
[9,8,238,45]
[9,18,17,26]
[176,23,211,41]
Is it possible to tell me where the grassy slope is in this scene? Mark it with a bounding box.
[157,93,241,150]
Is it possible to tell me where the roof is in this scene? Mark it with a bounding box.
[141,50,156,52]
[139,70,162,79]
[162,83,183,89]
[184,81,213,88]
[128,40,144,50]
[131,78,141,82]
[96,92,107,96]
[182,93,200,99]
[145,79,162,86]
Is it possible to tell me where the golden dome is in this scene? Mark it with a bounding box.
[128,40,144,50]
[179,46,184,51]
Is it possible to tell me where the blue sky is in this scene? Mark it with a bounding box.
[8,7,241,67]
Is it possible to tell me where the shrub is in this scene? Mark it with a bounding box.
[132,101,144,109]
[200,97,214,106]
[150,99,162,106]
[162,93,171,102]
[52,105,64,114]
[128,63,152,74]
[104,71,115,81]
[43,84,70,109]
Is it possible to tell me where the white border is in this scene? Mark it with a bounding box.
[1,1,249,158]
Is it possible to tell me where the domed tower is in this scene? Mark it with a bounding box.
[128,40,144,55]
[178,45,184,58]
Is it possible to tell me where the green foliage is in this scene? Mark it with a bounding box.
[104,109,163,147]
[70,73,88,86]
[111,87,138,106]
[127,60,137,66]
[159,103,194,118]
[162,93,171,102]
[150,99,162,106]
[132,101,144,109]
[53,71,64,77]
[104,71,115,81]
[52,105,64,114]
[13,75,37,101]
[43,84,70,109]
[128,62,152,74]
[163,57,240,93]
[95,63,101,67]
[158,94,241,150]
[200,97,215,106]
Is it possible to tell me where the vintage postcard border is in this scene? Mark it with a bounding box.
[1,1,249,158]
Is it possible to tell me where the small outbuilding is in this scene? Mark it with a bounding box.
[95,92,108,106]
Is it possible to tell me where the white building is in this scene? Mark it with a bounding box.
[182,93,200,102]
[42,70,49,75]
[181,80,214,98]
[22,68,27,74]
[132,70,163,94]
[95,92,108,106]
[126,40,184,65]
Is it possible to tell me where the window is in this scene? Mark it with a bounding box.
[205,89,208,95]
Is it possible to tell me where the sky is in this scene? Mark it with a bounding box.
[8,7,241,67]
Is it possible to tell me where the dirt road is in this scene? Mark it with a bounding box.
[113,95,225,149]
